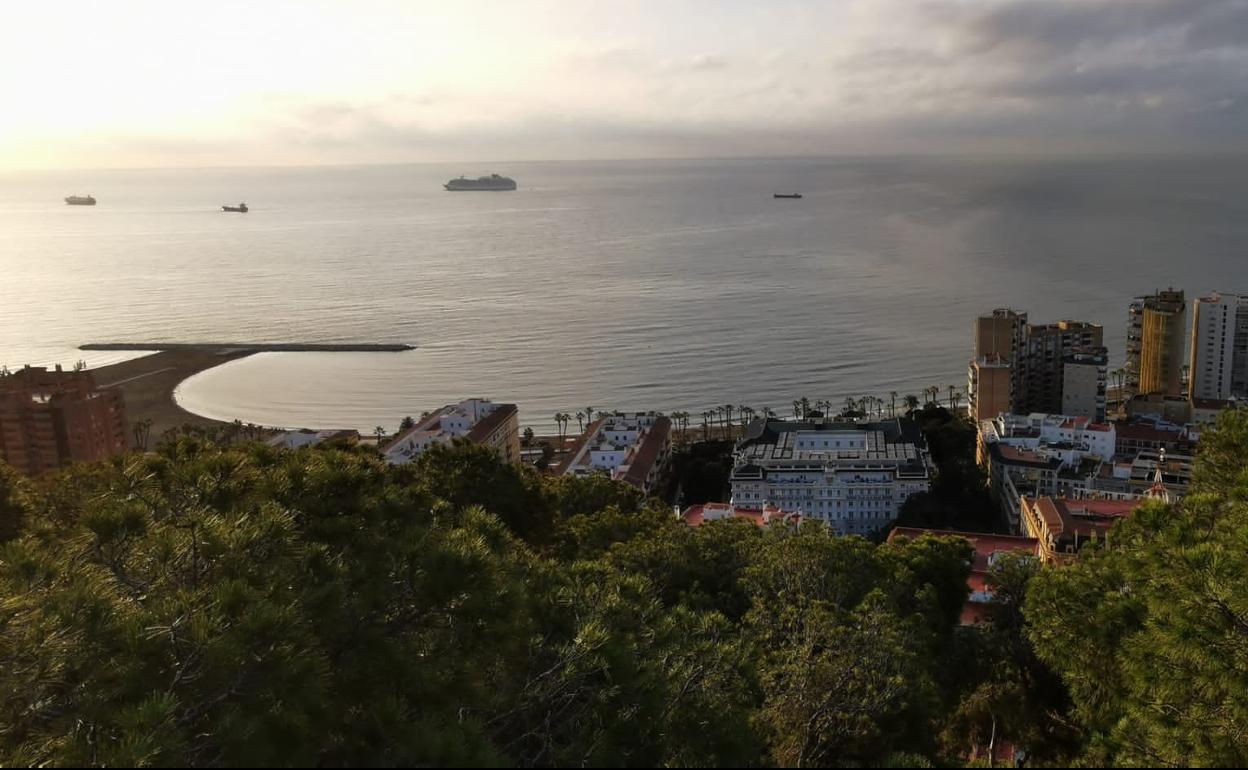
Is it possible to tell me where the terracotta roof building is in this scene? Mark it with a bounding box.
[383,398,520,465]
[887,527,1040,625]
[681,502,802,528]
[554,412,672,494]
[1020,496,1143,562]
[0,365,128,475]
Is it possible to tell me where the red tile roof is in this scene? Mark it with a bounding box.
[466,403,518,443]
[551,416,607,475]
[621,416,672,489]
[1031,496,1141,542]
[383,409,445,452]
[1114,422,1184,442]
[681,503,801,528]
[888,527,1040,626]
[889,527,1040,573]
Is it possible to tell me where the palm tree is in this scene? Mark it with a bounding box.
[702,410,713,441]
[800,397,811,419]
[575,411,585,432]
[740,406,756,428]
[132,418,153,451]
[724,404,735,438]
[904,394,920,413]
[761,405,775,419]
[671,410,687,439]
[585,406,595,424]
[374,425,386,445]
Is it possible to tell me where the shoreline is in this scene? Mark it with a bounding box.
[91,349,258,443]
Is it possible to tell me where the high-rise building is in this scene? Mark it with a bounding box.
[1189,292,1248,401]
[0,365,129,475]
[967,309,1026,420]
[975,308,1028,360]
[1126,288,1186,397]
[1014,320,1107,421]
[968,354,1012,421]
[1061,348,1109,422]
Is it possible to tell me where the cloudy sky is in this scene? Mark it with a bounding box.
[3,0,1246,169]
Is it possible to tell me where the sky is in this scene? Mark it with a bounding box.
[2,0,1247,170]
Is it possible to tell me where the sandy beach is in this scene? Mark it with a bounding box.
[91,349,256,443]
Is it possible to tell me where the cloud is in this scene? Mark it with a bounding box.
[9,0,1248,168]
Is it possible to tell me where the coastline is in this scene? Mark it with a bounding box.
[91,349,257,442]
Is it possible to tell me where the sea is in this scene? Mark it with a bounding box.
[2,156,1245,433]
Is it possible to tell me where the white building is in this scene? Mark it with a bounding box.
[729,418,932,536]
[980,412,1117,463]
[383,398,520,465]
[1190,292,1248,401]
[554,411,672,494]
[267,428,359,449]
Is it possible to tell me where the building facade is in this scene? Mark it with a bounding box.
[1014,320,1107,420]
[0,365,128,475]
[383,398,520,465]
[967,310,1107,422]
[1189,292,1248,401]
[554,411,673,495]
[1126,288,1186,397]
[729,417,932,536]
[967,309,1027,420]
[1020,496,1141,563]
[967,354,1012,422]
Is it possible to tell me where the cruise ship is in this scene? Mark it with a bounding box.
[444,173,517,191]
[65,195,96,205]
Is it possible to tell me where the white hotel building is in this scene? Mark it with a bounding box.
[729,418,932,536]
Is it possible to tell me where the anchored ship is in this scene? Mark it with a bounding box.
[773,193,803,199]
[444,173,517,191]
[222,203,248,213]
[65,195,96,205]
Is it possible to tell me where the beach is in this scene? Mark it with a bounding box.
[91,349,255,441]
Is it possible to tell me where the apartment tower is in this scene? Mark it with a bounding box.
[1189,292,1248,401]
[0,365,129,475]
[1126,289,1186,397]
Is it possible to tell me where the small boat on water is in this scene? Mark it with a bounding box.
[65,195,96,205]
[222,203,248,213]
[773,193,803,199]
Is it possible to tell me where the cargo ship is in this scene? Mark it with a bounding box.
[444,173,517,191]
[222,203,248,213]
[773,193,803,199]
[65,195,96,205]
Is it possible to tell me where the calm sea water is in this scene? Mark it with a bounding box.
[2,156,1245,432]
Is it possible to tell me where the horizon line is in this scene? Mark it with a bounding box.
[5,146,1248,175]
